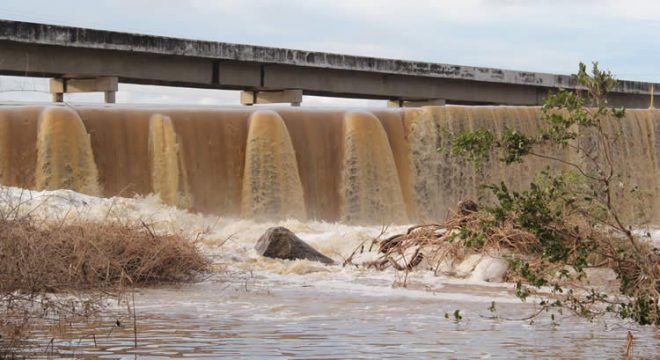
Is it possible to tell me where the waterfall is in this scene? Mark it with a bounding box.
[35,107,100,196]
[0,105,657,224]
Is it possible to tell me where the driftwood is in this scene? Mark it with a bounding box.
[343,200,538,277]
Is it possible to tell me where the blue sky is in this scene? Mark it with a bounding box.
[1,0,659,105]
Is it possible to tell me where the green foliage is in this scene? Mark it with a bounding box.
[453,309,463,323]
[488,301,497,313]
[499,129,535,164]
[614,291,657,325]
[444,309,463,323]
[448,226,485,248]
[449,62,659,326]
[451,128,494,162]
[450,127,534,164]
[576,62,618,107]
[484,177,580,262]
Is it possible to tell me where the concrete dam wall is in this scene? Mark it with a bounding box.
[0,105,658,224]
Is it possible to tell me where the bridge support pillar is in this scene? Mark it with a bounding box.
[51,92,64,103]
[240,89,303,106]
[651,84,655,109]
[387,98,446,108]
[50,76,119,103]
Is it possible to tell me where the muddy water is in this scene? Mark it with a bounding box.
[2,187,658,359]
[1,105,658,224]
[2,101,659,359]
[26,276,659,359]
[241,111,306,220]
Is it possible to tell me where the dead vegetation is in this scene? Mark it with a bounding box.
[0,218,210,292]
[345,201,659,324]
[0,212,210,358]
[344,206,538,276]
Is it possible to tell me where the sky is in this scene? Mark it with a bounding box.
[0,0,659,106]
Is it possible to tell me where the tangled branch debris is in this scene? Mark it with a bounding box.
[344,204,538,275]
[345,200,658,325]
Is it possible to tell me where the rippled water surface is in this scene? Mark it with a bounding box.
[24,273,659,359]
[3,188,657,359]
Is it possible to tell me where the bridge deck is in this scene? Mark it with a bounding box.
[0,20,656,107]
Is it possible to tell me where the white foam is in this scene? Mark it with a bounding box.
[0,185,559,304]
[0,185,408,266]
[632,227,660,247]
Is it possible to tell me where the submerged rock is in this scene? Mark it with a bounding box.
[255,227,335,264]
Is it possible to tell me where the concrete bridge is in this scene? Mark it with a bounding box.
[0,20,656,107]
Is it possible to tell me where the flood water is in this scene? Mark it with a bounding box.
[2,187,658,359]
[24,271,659,359]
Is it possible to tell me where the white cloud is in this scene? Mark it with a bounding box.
[0,76,50,102]
[605,0,660,21]
[302,96,384,107]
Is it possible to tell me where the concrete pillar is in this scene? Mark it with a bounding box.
[52,92,64,103]
[387,98,446,108]
[241,89,303,106]
[50,76,119,103]
[104,91,116,104]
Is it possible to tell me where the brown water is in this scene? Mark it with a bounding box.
[0,105,658,224]
[148,113,188,207]
[2,186,659,359]
[21,275,660,359]
[241,110,306,220]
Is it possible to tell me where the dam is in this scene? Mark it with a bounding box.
[0,105,658,224]
[1,21,659,224]
[1,16,660,359]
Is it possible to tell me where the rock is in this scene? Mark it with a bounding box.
[584,267,620,292]
[454,254,509,282]
[455,254,483,277]
[255,227,334,264]
[470,255,508,282]
[554,266,620,291]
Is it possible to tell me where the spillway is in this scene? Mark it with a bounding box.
[241,111,306,220]
[148,113,188,206]
[0,105,657,224]
[35,107,100,196]
[341,111,408,224]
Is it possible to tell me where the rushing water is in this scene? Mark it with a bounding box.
[24,274,660,359]
[1,104,658,224]
[1,187,656,359]
[1,103,659,358]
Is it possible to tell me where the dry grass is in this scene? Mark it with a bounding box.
[0,215,210,358]
[0,218,210,292]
